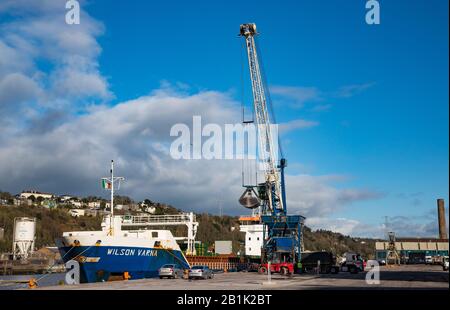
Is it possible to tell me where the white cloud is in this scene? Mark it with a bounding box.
[270,85,321,108]
[333,82,375,98]
[310,104,332,112]
[306,217,382,237]
[0,73,42,111]
[285,174,383,218]
[271,83,375,110]
[306,207,449,238]
[0,0,110,118]
[279,119,319,134]
[0,86,382,219]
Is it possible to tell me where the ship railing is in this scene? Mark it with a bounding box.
[121,213,196,226]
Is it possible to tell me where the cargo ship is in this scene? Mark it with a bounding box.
[55,161,190,283]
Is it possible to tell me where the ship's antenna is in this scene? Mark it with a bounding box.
[102,160,124,236]
[110,160,114,235]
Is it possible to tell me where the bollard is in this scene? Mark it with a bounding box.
[28,278,37,289]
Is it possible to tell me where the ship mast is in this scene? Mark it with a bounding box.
[110,160,114,235]
[102,160,124,236]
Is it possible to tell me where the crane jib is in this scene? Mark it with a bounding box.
[239,23,284,214]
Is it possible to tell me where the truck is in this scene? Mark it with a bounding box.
[300,251,337,274]
[338,252,365,274]
[299,251,364,274]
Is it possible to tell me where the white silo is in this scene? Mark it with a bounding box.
[12,217,36,260]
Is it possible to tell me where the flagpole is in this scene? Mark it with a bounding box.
[110,159,114,236]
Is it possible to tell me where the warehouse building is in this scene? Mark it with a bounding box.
[375,238,449,262]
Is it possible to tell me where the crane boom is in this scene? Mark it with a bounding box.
[239,23,284,214]
[239,23,305,275]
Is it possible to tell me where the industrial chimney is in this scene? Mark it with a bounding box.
[437,199,447,239]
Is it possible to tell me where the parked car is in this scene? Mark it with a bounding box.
[188,265,214,280]
[425,256,433,265]
[408,252,425,264]
[158,264,184,279]
[443,256,449,271]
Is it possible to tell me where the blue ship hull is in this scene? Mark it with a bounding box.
[59,245,190,283]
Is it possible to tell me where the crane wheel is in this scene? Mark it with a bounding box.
[258,267,267,274]
[280,267,289,276]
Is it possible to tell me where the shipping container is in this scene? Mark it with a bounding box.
[215,241,233,255]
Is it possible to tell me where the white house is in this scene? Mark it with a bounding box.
[115,204,124,210]
[88,201,101,209]
[60,195,74,202]
[69,209,85,217]
[69,201,83,208]
[145,205,156,214]
[20,190,54,200]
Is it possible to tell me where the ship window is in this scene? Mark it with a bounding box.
[249,248,251,251]
[152,232,158,238]
[249,237,251,241]
[257,237,260,241]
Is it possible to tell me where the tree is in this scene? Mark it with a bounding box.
[0,191,14,205]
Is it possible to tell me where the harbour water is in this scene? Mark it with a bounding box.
[0,273,65,290]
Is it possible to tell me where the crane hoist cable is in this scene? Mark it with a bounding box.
[254,37,284,159]
[240,38,258,188]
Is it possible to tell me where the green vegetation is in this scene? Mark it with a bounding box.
[303,226,376,259]
[0,205,101,252]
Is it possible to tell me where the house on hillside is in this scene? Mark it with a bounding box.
[60,195,74,202]
[20,190,55,200]
[13,197,33,206]
[88,201,101,209]
[69,209,85,217]
[69,200,83,208]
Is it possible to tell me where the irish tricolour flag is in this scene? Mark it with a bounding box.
[102,179,112,190]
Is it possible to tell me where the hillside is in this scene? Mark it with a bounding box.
[0,205,101,252]
[0,203,376,258]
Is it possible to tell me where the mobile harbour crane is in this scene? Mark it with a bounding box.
[238,23,305,275]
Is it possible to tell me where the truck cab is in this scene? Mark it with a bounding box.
[340,252,364,273]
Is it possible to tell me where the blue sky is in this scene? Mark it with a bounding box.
[89,1,449,230]
[0,0,448,237]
